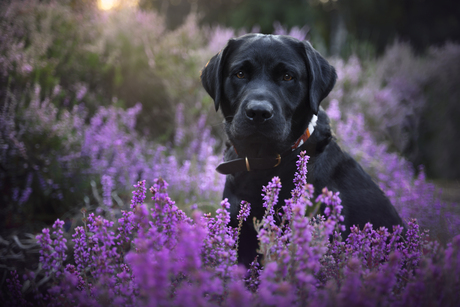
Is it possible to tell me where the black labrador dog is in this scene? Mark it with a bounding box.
[201,34,404,267]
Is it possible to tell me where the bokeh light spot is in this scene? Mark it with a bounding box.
[98,0,117,11]
[97,0,138,11]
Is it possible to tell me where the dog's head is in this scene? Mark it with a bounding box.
[201,34,336,158]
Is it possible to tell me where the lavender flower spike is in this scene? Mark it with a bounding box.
[131,180,147,209]
[36,219,68,278]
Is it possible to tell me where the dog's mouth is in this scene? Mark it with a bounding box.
[232,125,284,139]
[226,114,317,159]
[227,125,291,158]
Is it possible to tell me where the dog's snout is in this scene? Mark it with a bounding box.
[245,101,273,123]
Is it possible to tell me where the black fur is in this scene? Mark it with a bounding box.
[201,34,404,267]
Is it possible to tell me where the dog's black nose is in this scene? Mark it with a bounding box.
[245,101,273,123]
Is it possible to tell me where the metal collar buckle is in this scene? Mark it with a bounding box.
[274,154,281,167]
[245,157,250,171]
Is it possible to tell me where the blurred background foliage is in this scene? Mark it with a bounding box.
[0,0,459,233]
[139,0,460,56]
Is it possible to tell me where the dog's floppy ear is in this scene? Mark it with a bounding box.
[200,41,234,112]
[303,41,337,115]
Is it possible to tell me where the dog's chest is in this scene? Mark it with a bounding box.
[223,158,303,220]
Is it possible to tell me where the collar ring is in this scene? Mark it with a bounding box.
[273,154,281,167]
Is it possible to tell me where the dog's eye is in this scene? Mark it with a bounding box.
[283,73,293,81]
[236,71,245,79]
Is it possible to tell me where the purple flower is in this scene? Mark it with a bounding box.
[72,226,90,273]
[237,201,251,222]
[257,177,285,262]
[226,266,253,307]
[131,180,147,209]
[258,262,296,306]
[283,151,312,222]
[202,198,237,278]
[150,177,192,248]
[174,103,185,146]
[101,174,114,209]
[86,214,119,280]
[5,270,28,306]
[261,176,282,224]
[316,187,346,233]
[273,21,309,41]
[36,219,67,278]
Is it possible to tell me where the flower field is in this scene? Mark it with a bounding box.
[1,1,459,306]
[4,153,460,306]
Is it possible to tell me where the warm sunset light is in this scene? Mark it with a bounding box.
[98,0,117,10]
[97,0,138,11]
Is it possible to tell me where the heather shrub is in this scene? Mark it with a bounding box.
[0,0,106,107]
[326,42,460,180]
[82,100,224,210]
[325,50,460,242]
[95,10,209,138]
[0,84,90,227]
[419,43,460,179]
[2,153,459,306]
[0,0,212,139]
[0,83,224,228]
[0,1,225,227]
